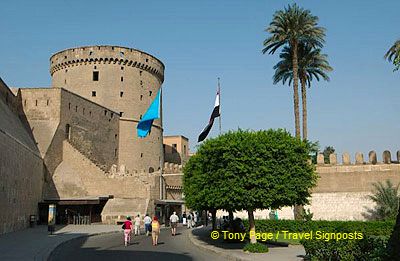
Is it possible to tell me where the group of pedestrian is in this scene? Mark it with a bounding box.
[122,214,160,246]
[123,211,198,247]
[182,211,197,229]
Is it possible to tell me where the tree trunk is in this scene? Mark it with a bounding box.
[291,40,301,139]
[301,77,307,141]
[248,209,256,244]
[228,210,234,231]
[387,205,400,260]
[294,205,304,220]
[292,41,303,220]
[211,209,217,230]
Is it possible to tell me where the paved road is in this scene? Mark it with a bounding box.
[49,226,225,261]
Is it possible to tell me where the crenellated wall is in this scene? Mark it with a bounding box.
[217,151,400,221]
[304,150,400,220]
[316,150,400,165]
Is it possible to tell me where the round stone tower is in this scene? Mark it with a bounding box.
[50,45,165,173]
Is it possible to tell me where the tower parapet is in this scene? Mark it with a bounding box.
[50,46,164,83]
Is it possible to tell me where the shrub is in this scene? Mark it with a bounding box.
[301,235,388,261]
[240,219,394,260]
[242,219,394,236]
[368,180,400,221]
[243,242,269,253]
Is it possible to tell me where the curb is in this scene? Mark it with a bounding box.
[39,230,121,261]
[187,228,251,261]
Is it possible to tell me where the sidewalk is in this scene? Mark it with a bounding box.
[0,225,121,261]
[188,226,306,261]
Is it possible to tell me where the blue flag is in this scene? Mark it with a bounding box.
[137,88,161,138]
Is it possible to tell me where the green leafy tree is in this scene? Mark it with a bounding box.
[368,180,400,221]
[273,43,332,140]
[322,146,335,164]
[263,4,325,139]
[183,129,317,243]
[384,40,400,71]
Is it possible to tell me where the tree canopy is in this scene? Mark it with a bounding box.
[384,40,400,71]
[273,43,332,87]
[183,129,317,213]
[322,146,335,164]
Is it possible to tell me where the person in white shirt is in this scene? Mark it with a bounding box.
[182,212,187,225]
[143,214,152,236]
[134,214,141,236]
[169,211,179,236]
[193,212,198,228]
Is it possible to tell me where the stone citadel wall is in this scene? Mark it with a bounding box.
[47,140,161,222]
[50,46,164,174]
[307,151,400,220]
[0,79,44,234]
[216,150,400,221]
[18,88,120,176]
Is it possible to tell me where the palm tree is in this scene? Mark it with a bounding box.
[384,40,400,70]
[263,3,325,139]
[273,43,332,140]
[368,180,399,221]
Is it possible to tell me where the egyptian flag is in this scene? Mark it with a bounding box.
[198,89,220,142]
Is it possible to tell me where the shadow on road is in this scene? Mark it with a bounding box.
[50,234,193,261]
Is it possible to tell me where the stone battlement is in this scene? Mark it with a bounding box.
[49,45,164,83]
[163,162,183,174]
[316,150,400,166]
[111,161,184,177]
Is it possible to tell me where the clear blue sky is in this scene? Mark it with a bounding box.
[1,0,399,161]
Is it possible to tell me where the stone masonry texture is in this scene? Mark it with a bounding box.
[50,45,164,174]
[0,79,44,234]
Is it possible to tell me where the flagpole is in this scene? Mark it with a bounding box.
[218,77,221,135]
[159,87,164,200]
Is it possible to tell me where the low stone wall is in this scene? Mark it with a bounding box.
[213,152,400,221]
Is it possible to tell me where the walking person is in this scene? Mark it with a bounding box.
[151,216,160,246]
[122,216,133,246]
[134,214,141,236]
[143,213,152,236]
[182,212,187,226]
[193,212,198,228]
[169,211,179,236]
[187,212,192,229]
